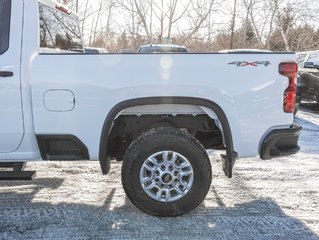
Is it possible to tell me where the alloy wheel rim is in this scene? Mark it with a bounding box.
[139,150,194,203]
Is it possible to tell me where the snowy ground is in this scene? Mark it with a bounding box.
[0,105,319,240]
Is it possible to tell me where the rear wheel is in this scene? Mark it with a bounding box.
[121,127,212,216]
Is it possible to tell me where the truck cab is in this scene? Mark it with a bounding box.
[0,0,83,160]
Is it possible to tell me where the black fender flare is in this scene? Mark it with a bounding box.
[99,97,237,177]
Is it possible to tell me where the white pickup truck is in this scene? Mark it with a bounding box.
[0,0,302,216]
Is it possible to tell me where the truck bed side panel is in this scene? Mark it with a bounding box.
[31,53,295,159]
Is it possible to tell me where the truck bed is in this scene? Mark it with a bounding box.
[30,53,296,159]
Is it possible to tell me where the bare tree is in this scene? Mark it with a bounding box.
[180,0,217,43]
[229,0,237,49]
[242,0,267,48]
[133,0,152,40]
[57,0,319,52]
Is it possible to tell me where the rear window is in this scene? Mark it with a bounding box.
[39,3,82,51]
[0,0,11,55]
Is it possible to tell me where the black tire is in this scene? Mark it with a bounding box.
[121,127,212,217]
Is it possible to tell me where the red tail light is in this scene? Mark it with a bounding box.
[279,62,298,113]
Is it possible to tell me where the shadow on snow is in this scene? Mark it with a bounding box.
[0,178,318,240]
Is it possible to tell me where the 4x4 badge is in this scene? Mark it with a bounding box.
[229,61,271,67]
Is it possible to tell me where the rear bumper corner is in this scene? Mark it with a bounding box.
[260,124,302,160]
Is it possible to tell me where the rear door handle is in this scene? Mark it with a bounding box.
[0,71,14,77]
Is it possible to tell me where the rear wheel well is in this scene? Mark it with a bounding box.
[99,97,236,176]
[108,114,224,161]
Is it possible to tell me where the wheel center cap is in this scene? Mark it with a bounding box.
[162,173,172,183]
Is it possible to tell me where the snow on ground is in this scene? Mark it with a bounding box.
[0,105,319,240]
